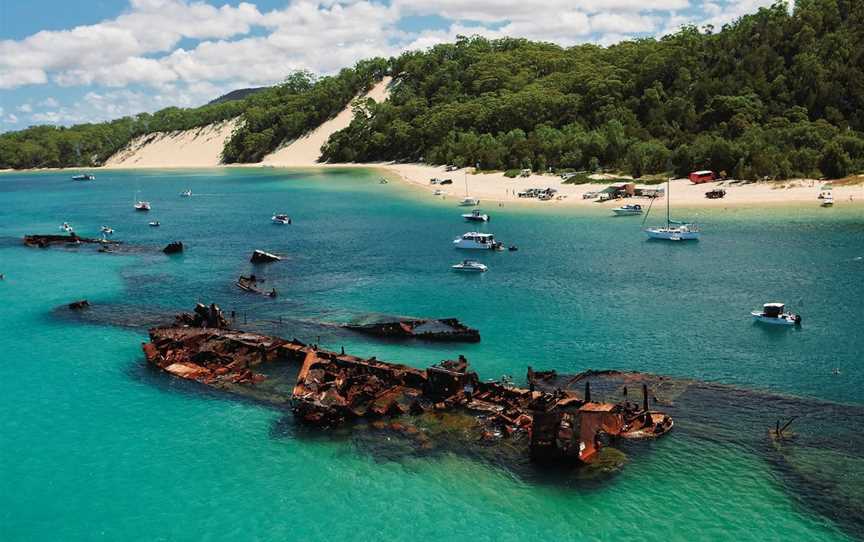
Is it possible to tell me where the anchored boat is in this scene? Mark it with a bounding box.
[71,174,95,181]
[272,214,292,225]
[751,303,801,326]
[644,179,700,241]
[612,204,642,216]
[453,232,501,250]
[451,260,488,272]
[462,209,489,222]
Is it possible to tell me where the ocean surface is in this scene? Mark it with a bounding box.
[1,168,862,541]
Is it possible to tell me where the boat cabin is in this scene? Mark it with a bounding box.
[762,303,785,317]
[689,170,716,184]
[462,232,495,243]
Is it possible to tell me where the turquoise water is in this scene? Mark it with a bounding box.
[1,168,862,541]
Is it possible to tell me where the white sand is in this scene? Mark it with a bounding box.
[261,77,392,167]
[377,163,864,209]
[103,118,239,168]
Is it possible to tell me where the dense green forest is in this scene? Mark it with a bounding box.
[1,0,862,179]
[323,0,864,179]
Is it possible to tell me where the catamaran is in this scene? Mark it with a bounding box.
[453,232,501,250]
[751,303,801,326]
[451,260,488,272]
[644,179,700,240]
[462,209,489,222]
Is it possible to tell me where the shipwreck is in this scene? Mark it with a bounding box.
[143,304,671,466]
[343,317,481,343]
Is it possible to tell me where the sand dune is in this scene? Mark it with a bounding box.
[104,118,239,168]
[262,76,392,167]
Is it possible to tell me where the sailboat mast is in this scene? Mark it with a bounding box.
[666,178,671,228]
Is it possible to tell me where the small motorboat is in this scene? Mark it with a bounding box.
[134,201,151,211]
[821,192,834,207]
[60,222,74,233]
[71,174,95,181]
[433,189,444,196]
[272,214,292,225]
[508,245,518,251]
[180,189,192,197]
[458,197,480,207]
[100,226,114,235]
[451,260,487,272]
[462,209,490,222]
[751,303,801,326]
[148,221,160,227]
[612,204,643,216]
[379,177,389,184]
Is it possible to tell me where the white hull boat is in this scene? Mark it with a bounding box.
[149,221,160,227]
[180,190,192,197]
[644,179,700,241]
[458,197,480,207]
[100,226,114,235]
[272,214,292,225]
[462,209,489,222]
[612,204,642,216]
[751,303,801,326]
[453,232,501,250]
[60,222,74,233]
[451,260,487,272]
[134,201,151,211]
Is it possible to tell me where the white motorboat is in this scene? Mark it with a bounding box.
[462,209,489,222]
[612,204,643,216]
[453,232,501,250]
[272,214,292,225]
[60,222,74,233]
[134,201,151,211]
[458,197,480,207]
[451,260,488,272]
[751,303,801,326]
[821,193,834,207]
[644,179,700,241]
[100,226,114,235]
[180,189,192,197]
[71,174,95,181]
[433,189,444,196]
[149,220,160,227]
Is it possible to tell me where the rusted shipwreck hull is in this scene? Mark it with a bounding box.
[24,233,119,248]
[344,318,481,343]
[144,304,671,464]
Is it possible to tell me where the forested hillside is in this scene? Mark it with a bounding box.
[323,0,864,179]
[1,0,862,179]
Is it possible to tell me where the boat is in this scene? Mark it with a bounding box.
[149,221,160,227]
[453,232,501,250]
[379,177,388,184]
[272,214,292,225]
[180,189,192,197]
[612,204,643,216]
[60,222,74,233]
[71,174,95,181]
[644,179,701,241]
[451,260,488,272]
[236,275,277,297]
[821,192,834,207]
[751,303,801,326]
[462,209,489,222]
[100,226,114,235]
[458,197,480,207]
[433,189,444,196]
[134,201,151,211]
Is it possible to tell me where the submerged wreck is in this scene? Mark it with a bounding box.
[344,317,481,343]
[144,304,671,466]
[24,233,119,248]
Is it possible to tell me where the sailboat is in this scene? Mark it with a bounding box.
[458,170,480,206]
[643,179,700,241]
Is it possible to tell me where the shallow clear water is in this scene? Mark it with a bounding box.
[1,168,862,541]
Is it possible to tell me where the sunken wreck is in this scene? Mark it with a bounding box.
[344,317,481,343]
[143,304,671,465]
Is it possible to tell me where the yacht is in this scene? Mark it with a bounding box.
[458,197,480,207]
[180,189,192,197]
[272,214,292,225]
[453,232,501,250]
[134,201,151,211]
[71,174,95,181]
[100,226,114,235]
[644,179,700,241]
[612,204,642,216]
[462,209,490,222]
[451,260,488,272]
[751,303,801,326]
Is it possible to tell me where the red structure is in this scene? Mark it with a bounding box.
[689,170,716,184]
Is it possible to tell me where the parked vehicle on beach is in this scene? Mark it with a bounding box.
[689,170,716,184]
[705,188,726,199]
